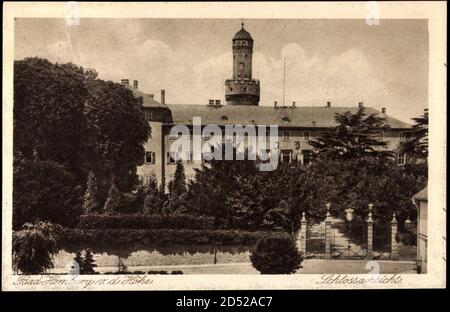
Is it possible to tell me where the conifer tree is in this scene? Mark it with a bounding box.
[81,249,97,274]
[103,183,122,214]
[143,174,164,214]
[309,107,392,160]
[401,110,428,162]
[82,171,100,214]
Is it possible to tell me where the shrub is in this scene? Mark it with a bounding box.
[397,231,417,246]
[78,214,215,230]
[12,221,59,274]
[250,236,303,274]
[13,160,83,229]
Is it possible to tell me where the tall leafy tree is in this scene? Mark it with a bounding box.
[185,146,258,227]
[14,57,96,181]
[309,107,392,160]
[84,79,150,204]
[401,110,428,162]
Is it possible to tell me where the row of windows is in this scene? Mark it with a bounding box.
[167,130,310,140]
[146,150,409,166]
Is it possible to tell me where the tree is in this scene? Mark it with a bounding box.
[250,236,303,274]
[185,145,258,227]
[84,79,150,203]
[14,57,96,182]
[143,175,164,214]
[82,171,100,214]
[401,111,428,162]
[309,157,427,226]
[12,221,59,274]
[13,159,83,229]
[103,183,122,214]
[309,107,392,160]
[169,160,187,197]
[81,249,97,274]
[165,161,188,214]
[262,200,292,232]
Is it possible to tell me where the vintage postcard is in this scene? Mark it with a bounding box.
[2,2,446,291]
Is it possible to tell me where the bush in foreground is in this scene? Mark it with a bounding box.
[250,236,303,274]
[12,221,59,274]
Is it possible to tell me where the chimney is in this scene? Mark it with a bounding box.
[292,101,296,108]
[358,102,364,108]
[424,108,429,117]
[133,80,138,89]
[121,79,129,86]
[209,99,214,106]
[274,101,278,108]
[161,90,165,105]
[326,101,331,108]
[215,99,221,106]
[381,107,386,114]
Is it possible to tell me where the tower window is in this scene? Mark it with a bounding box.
[244,87,247,92]
[230,87,233,91]
[233,55,235,59]
[239,63,244,70]
[245,54,248,58]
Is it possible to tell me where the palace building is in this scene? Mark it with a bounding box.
[122,23,411,190]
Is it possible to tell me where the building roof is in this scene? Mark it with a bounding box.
[233,26,253,41]
[165,104,412,129]
[413,186,428,202]
[125,85,166,108]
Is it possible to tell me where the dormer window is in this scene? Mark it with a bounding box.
[221,115,229,121]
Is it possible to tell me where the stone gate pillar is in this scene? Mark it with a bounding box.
[300,212,307,254]
[391,213,399,260]
[366,204,374,260]
[324,203,332,260]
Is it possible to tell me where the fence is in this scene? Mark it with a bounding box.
[297,204,400,260]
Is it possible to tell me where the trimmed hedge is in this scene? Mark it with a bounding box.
[78,214,215,230]
[55,228,292,256]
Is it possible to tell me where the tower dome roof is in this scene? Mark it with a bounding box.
[233,24,253,41]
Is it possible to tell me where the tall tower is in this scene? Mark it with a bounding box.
[225,22,260,106]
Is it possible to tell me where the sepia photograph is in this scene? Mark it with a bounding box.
[2,2,446,291]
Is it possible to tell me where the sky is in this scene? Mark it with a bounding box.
[14,18,428,123]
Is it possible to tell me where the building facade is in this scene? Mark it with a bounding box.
[124,24,412,191]
[413,186,428,273]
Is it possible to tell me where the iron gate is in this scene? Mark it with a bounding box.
[305,223,325,259]
[331,219,367,259]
